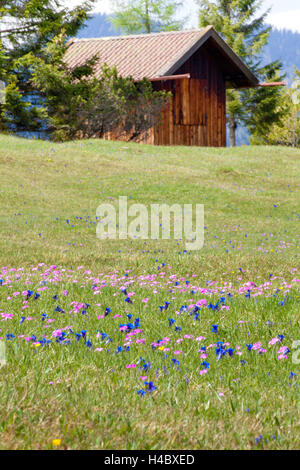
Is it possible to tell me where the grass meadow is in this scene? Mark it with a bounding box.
[0,134,299,449]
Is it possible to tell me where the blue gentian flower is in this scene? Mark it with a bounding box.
[26,290,33,300]
[171,359,180,366]
[201,361,210,369]
[142,361,151,372]
[145,381,157,392]
[227,348,234,357]
[208,302,220,311]
[54,306,65,313]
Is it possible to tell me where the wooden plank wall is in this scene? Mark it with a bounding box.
[150,46,226,147]
[103,45,226,147]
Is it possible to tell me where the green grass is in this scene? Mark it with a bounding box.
[0,134,299,450]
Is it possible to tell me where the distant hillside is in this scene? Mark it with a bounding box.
[77,13,121,38]
[263,28,300,83]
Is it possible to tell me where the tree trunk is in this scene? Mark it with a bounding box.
[145,0,151,33]
[228,115,237,147]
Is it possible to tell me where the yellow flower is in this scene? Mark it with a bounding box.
[52,439,61,447]
[158,346,165,351]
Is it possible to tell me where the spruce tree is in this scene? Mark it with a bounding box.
[196,0,284,146]
[0,0,94,134]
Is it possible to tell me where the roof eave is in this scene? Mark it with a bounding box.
[161,26,259,88]
[159,25,213,77]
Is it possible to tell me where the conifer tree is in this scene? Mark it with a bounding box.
[196,0,284,146]
[0,0,94,133]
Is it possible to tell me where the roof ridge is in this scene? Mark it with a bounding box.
[71,27,213,43]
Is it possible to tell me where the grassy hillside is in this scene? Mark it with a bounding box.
[0,135,299,450]
[0,135,299,279]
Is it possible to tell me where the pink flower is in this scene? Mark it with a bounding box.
[52,329,63,337]
[195,336,205,341]
[277,346,289,355]
[277,354,287,360]
[269,337,280,345]
[125,364,136,369]
[200,369,208,376]
[94,348,104,352]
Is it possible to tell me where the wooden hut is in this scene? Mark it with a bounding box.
[64,26,259,147]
